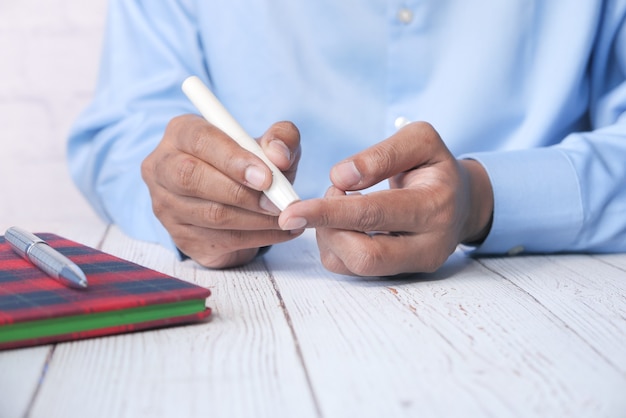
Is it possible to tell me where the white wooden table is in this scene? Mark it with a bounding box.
[1,222,625,418]
[0,117,624,416]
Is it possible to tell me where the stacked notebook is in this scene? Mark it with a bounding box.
[0,233,211,350]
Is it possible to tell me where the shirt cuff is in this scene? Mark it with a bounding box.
[460,148,583,255]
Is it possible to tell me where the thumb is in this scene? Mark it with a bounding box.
[330,122,447,191]
[258,121,301,183]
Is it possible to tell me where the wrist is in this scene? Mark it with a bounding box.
[459,159,494,245]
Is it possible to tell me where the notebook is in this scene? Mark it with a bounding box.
[0,233,211,350]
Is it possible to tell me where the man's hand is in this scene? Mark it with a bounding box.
[278,122,494,276]
[142,114,303,268]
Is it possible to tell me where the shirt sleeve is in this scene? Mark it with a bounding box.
[67,0,206,251]
[464,6,626,255]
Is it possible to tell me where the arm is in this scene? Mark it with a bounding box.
[466,5,626,255]
[68,0,205,248]
[68,0,303,266]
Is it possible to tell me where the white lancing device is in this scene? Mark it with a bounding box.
[182,76,300,211]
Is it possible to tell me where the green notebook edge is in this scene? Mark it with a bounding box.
[0,299,207,343]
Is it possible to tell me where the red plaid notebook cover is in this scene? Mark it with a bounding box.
[0,233,211,350]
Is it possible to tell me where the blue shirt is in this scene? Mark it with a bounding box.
[68,0,626,256]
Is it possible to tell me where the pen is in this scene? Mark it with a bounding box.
[5,226,88,289]
[181,75,300,211]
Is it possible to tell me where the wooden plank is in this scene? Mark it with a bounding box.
[263,231,626,417]
[27,226,317,418]
[479,254,626,373]
[0,346,51,418]
[594,253,626,272]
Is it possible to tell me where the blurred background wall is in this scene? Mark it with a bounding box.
[0,1,108,237]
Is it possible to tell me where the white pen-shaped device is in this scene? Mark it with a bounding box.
[181,76,300,211]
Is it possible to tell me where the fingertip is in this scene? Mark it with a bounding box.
[324,186,347,197]
[244,164,272,191]
[278,200,308,230]
[260,121,301,162]
[330,161,362,190]
[264,139,292,169]
[279,215,308,231]
[259,194,281,215]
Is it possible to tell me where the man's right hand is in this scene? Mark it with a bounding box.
[141,114,303,268]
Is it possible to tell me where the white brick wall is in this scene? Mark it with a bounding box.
[0,0,109,239]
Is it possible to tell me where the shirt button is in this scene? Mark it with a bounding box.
[394,116,411,130]
[507,245,525,256]
[397,8,414,24]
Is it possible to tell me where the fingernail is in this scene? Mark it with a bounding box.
[282,217,307,230]
[267,139,291,164]
[259,194,280,215]
[333,161,361,188]
[245,165,267,190]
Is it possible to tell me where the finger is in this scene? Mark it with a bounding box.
[149,150,279,214]
[330,121,448,191]
[149,185,282,231]
[280,186,442,233]
[171,224,304,269]
[315,228,351,275]
[258,121,302,183]
[316,227,451,276]
[168,114,274,191]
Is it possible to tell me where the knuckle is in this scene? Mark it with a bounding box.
[340,242,384,276]
[151,193,174,221]
[227,229,247,246]
[282,120,299,133]
[412,120,435,132]
[151,199,166,219]
[226,182,250,206]
[317,207,334,228]
[176,157,201,193]
[221,155,244,179]
[425,190,456,228]
[200,203,229,227]
[370,146,395,177]
[419,254,447,273]
[197,253,235,269]
[346,248,383,276]
[140,156,153,181]
[173,230,252,269]
[411,241,452,273]
[168,115,186,132]
[271,121,302,157]
[319,248,348,275]
[320,253,342,274]
[275,121,301,140]
[201,248,258,269]
[405,121,436,141]
[165,115,193,142]
[355,198,386,231]
[188,124,209,157]
[170,114,189,126]
[188,242,232,268]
